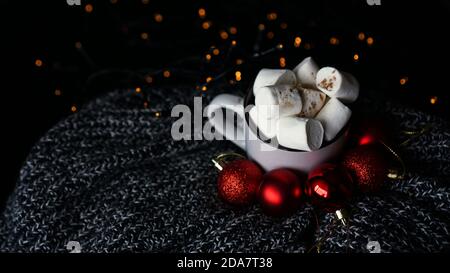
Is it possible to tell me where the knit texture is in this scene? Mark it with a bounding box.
[0,86,449,253]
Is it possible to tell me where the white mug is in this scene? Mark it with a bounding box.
[206,91,348,173]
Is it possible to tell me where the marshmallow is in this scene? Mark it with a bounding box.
[277,117,324,151]
[315,98,351,142]
[316,67,359,103]
[255,85,302,119]
[253,69,297,96]
[249,106,277,140]
[293,57,319,89]
[298,87,327,118]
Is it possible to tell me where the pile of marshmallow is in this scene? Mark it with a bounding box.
[249,57,359,151]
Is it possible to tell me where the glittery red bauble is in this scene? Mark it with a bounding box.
[258,169,304,216]
[342,144,388,193]
[305,163,354,212]
[217,159,263,206]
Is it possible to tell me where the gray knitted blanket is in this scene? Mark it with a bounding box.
[0,87,449,253]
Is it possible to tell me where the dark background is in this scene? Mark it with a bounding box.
[1,0,449,208]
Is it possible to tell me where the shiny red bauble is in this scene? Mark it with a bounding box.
[258,168,304,216]
[217,159,263,206]
[305,163,355,212]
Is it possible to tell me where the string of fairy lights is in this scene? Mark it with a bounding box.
[32,1,440,118]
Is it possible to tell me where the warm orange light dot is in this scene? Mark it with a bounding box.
[236,59,243,65]
[154,13,163,23]
[330,37,339,45]
[202,21,211,30]
[430,96,438,105]
[71,105,77,112]
[358,32,365,41]
[163,70,170,78]
[367,37,374,45]
[229,27,237,35]
[35,59,43,67]
[143,101,148,108]
[231,40,237,46]
[220,31,229,40]
[279,57,286,68]
[155,112,161,117]
[54,89,61,96]
[135,87,142,93]
[235,71,242,81]
[353,53,359,61]
[140,32,149,40]
[400,77,408,85]
[280,22,288,29]
[212,48,220,55]
[258,24,265,31]
[198,8,206,18]
[266,31,274,39]
[201,86,208,91]
[206,77,213,83]
[267,12,278,21]
[294,36,302,47]
[85,4,93,13]
[145,75,153,84]
[277,43,283,50]
[205,54,212,61]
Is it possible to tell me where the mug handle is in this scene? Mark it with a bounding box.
[206,94,246,150]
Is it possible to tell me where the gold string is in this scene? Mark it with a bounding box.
[211,152,246,171]
[378,140,406,180]
[399,124,432,147]
[307,209,349,253]
[307,218,338,253]
[379,125,431,179]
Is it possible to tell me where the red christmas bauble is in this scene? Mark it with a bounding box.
[305,163,354,212]
[217,159,263,206]
[258,169,304,216]
[341,144,388,193]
